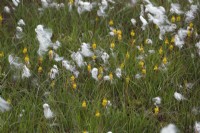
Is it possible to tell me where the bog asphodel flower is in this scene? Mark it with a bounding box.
[98,66,103,74]
[95,110,100,117]
[126,52,130,59]
[23,47,28,54]
[82,100,87,108]
[69,0,74,4]
[120,63,125,69]
[118,34,122,41]
[38,66,43,74]
[159,47,163,55]
[154,106,159,115]
[70,75,75,82]
[109,20,114,26]
[176,15,181,22]
[165,38,169,45]
[0,14,3,23]
[24,56,30,65]
[92,43,96,50]
[153,65,158,71]
[139,46,144,53]
[98,74,102,80]
[0,51,4,58]
[139,61,144,68]
[162,57,167,64]
[92,55,97,60]
[72,82,77,90]
[48,50,54,60]
[130,30,135,37]
[87,64,91,72]
[171,15,175,23]
[110,42,115,49]
[102,98,108,107]
[109,72,113,80]
[38,57,43,65]
[125,76,130,84]
[142,68,146,75]
[169,44,174,51]
[171,36,175,43]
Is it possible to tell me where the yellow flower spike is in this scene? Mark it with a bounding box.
[48,50,53,60]
[98,74,102,80]
[83,130,88,133]
[139,61,144,68]
[69,0,74,4]
[110,42,115,49]
[87,64,91,72]
[24,56,30,64]
[139,46,144,53]
[50,80,55,88]
[169,44,174,51]
[23,47,28,54]
[171,16,176,23]
[109,20,114,26]
[82,100,87,108]
[126,52,130,59]
[0,52,4,58]
[120,63,125,69]
[102,98,108,107]
[92,55,97,60]
[92,43,96,50]
[171,36,175,43]
[117,30,122,35]
[165,38,169,45]
[95,110,100,117]
[162,57,167,64]
[118,34,122,41]
[6,99,11,104]
[0,14,3,22]
[187,30,191,37]
[189,22,193,28]
[38,66,43,74]
[109,72,113,80]
[125,76,130,84]
[142,68,146,75]
[98,67,103,74]
[131,39,136,45]
[38,57,43,65]
[113,29,117,35]
[70,75,75,82]
[72,82,77,90]
[159,47,163,55]
[154,106,159,115]
[153,65,158,71]
[130,30,135,37]
[176,15,181,22]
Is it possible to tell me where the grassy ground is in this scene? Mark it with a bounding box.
[0,0,200,132]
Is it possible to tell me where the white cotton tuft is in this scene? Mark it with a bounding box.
[35,25,53,56]
[0,97,11,112]
[115,68,122,78]
[4,6,11,13]
[194,121,200,133]
[152,97,161,106]
[174,92,186,101]
[170,3,184,15]
[97,0,108,17]
[77,1,96,14]
[131,18,136,26]
[8,55,23,69]
[22,65,31,78]
[12,0,20,7]
[160,124,178,133]
[174,28,188,49]
[91,68,98,81]
[185,5,198,23]
[62,60,79,77]
[49,65,59,80]
[43,103,54,119]
[101,52,109,64]
[17,19,25,26]
[16,26,23,39]
[71,52,85,67]
[140,15,148,30]
[80,43,94,57]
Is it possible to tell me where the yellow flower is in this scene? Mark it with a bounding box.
[171,16,175,23]
[117,30,122,35]
[159,47,163,55]
[92,43,96,50]
[38,66,43,74]
[48,50,53,60]
[72,83,77,90]
[95,110,100,117]
[112,29,117,35]
[102,98,108,107]
[153,65,158,71]
[24,56,30,64]
[70,75,75,82]
[23,47,28,54]
[50,80,55,88]
[98,67,103,74]
[165,38,169,45]
[69,0,74,4]
[0,14,3,22]
[87,64,91,72]
[83,130,88,133]
[0,52,4,58]
[187,30,191,37]
[142,68,146,75]
[176,15,181,22]
[110,42,115,49]
[154,106,159,115]
[189,22,193,28]
[92,55,97,60]
[118,34,122,41]
[139,46,144,53]
[82,100,87,108]
[139,61,144,68]
[38,57,43,65]
[125,76,130,84]
[120,63,125,69]
[130,30,135,37]
[126,52,130,59]
[171,36,175,43]
[109,72,113,80]
[169,44,174,51]
[109,20,114,26]
[98,74,102,80]
[162,57,167,64]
